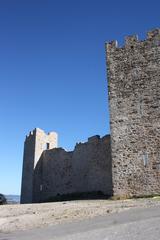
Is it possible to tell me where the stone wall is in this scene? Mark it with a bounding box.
[20,132,35,204]
[21,128,58,203]
[106,29,160,197]
[33,135,112,203]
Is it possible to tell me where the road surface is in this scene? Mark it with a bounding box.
[0,206,160,240]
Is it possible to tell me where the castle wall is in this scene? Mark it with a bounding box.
[33,148,73,203]
[33,135,112,203]
[72,135,112,195]
[106,29,160,197]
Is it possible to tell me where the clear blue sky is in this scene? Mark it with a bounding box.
[0,0,159,195]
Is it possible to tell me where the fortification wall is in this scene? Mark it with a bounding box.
[21,128,58,204]
[33,135,112,203]
[72,135,112,195]
[106,29,160,197]
[33,148,73,203]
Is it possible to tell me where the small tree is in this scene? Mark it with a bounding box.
[0,194,7,205]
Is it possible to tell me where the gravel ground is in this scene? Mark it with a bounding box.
[0,198,160,233]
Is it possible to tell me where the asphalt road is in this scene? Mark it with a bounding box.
[0,206,160,240]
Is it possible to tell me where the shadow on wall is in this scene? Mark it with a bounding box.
[42,191,111,203]
[33,135,113,203]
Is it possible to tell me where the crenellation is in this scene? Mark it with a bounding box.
[21,27,160,204]
[125,35,138,46]
[106,28,160,197]
[106,40,118,52]
[106,29,160,53]
[33,134,112,203]
[147,28,160,40]
[35,127,44,133]
[88,135,100,143]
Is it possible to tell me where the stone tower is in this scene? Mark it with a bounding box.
[20,128,58,203]
[106,29,160,197]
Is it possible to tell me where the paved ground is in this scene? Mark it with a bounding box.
[0,206,160,240]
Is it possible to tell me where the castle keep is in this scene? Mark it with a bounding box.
[21,28,160,203]
[21,128,58,203]
[106,28,160,197]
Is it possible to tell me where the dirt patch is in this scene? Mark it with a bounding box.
[0,198,160,233]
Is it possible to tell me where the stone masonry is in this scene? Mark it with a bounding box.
[106,29,160,197]
[21,28,160,203]
[21,128,58,203]
[21,128,112,203]
[33,134,112,203]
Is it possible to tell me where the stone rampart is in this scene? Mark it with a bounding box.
[33,135,112,202]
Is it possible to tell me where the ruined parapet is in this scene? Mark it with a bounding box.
[32,134,112,203]
[106,28,160,197]
[88,135,100,143]
[72,134,112,196]
[20,128,58,204]
[106,28,160,52]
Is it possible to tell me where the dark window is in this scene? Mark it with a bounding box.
[44,143,50,150]
[46,143,50,149]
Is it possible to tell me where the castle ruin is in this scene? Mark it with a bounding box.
[21,128,58,203]
[21,130,111,203]
[21,28,160,203]
[107,28,160,197]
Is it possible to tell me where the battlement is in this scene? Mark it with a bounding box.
[106,27,160,198]
[88,135,100,143]
[106,28,160,52]
[25,130,34,139]
[25,128,57,140]
[74,135,108,150]
[147,28,160,39]
[25,128,40,139]
[35,128,57,136]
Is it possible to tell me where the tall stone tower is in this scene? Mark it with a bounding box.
[106,29,160,197]
[20,128,58,203]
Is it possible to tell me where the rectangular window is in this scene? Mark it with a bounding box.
[46,143,49,150]
[143,152,148,167]
[44,143,50,150]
